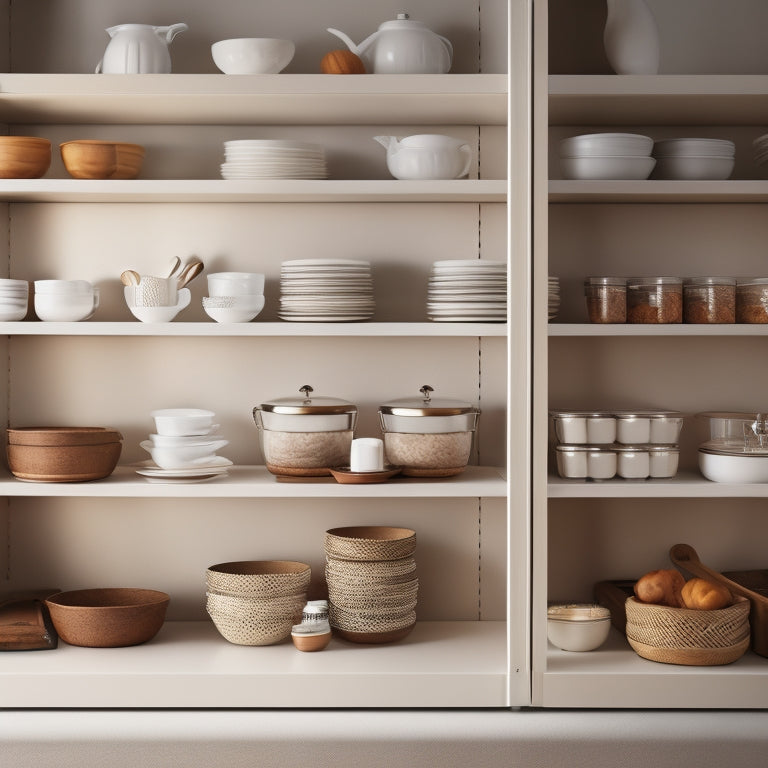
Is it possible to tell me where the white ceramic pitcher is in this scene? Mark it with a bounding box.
[97,23,188,74]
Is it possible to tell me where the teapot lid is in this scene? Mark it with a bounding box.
[379,12,429,30]
[379,385,477,416]
[260,385,357,415]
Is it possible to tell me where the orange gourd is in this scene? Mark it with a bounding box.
[321,49,366,74]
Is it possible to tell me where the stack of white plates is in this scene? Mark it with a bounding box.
[221,140,328,180]
[279,259,375,322]
[652,138,735,180]
[548,276,560,320]
[427,259,507,322]
[754,134,768,170]
[559,132,655,180]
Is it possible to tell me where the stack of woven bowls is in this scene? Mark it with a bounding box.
[205,560,310,646]
[324,526,418,643]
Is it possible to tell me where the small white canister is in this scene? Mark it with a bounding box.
[555,445,617,480]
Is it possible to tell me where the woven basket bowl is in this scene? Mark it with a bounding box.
[206,560,310,596]
[325,555,416,580]
[330,604,416,634]
[625,596,751,666]
[327,580,419,605]
[324,526,416,561]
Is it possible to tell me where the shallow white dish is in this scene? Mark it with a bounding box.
[125,287,190,323]
[140,438,229,469]
[212,38,295,74]
[560,155,656,181]
[698,448,768,483]
[653,138,735,157]
[651,155,734,181]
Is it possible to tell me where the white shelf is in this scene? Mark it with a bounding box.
[0,73,508,126]
[542,630,768,709]
[1,465,507,498]
[549,74,768,126]
[0,620,509,708]
[0,179,507,203]
[0,321,508,337]
[548,471,768,498]
[549,180,768,203]
[548,323,768,336]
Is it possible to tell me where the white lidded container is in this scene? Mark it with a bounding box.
[615,445,651,479]
[253,384,358,477]
[549,410,617,444]
[615,410,683,444]
[648,445,680,478]
[378,384,479,477]
[554,445,617,480]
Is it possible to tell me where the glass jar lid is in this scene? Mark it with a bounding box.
[379,385,477,417]
[259,385,357,415]
[684,276,736,286]
[584,276,626,287]
[627,276,683,287]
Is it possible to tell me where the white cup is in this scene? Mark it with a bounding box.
[34,286,99,321]
[350,437,384,472]
[125,275,178,307]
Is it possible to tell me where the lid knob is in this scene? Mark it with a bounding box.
[397,12,410,20]
[419,384,433,402]
[299,384,314,403]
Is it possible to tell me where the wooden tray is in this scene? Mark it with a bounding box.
[594,579,636,634]
[670,543,768,658]
[0,590,59,651]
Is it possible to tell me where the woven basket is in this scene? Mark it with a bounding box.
[206,560,310,597]
[625,596,751,666]
[330,604,416,634]
[325,555,417,580]
[324,526,416,561]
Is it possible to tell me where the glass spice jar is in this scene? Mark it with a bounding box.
[627,276,683,324]
[683,277,736,324]
[584,277,627,323]
[736,279,768,323]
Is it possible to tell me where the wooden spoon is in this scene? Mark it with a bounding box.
[120,270,140,286]
[177,260,204,289]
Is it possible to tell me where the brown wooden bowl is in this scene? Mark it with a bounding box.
[0,136,51,178]
[45,588,169,647]
[60,140,145,180]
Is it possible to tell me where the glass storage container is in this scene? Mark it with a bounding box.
[736,279,768,323]
[615,411,684,445]
[555,445,617,480]
[627,276,683,324]
[584,276,627,323]
[549,410,616,444]
[683,277,736,324]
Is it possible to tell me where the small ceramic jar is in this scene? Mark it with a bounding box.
[649,445,680,478]
[615,445,650,479]
[555,445,617,480]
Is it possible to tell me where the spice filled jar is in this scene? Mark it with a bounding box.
[627,277,683,323]
[252,384,358,477]
[683,277,736,324]
[584,277,627,323]
[378,384,479,477]
[736,279,768,323]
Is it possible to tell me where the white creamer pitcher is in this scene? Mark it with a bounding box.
[97,23,188,74]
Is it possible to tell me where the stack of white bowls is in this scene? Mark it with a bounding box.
[136,408,232,482]
[559,132,655,180]
[0,278,29,321]
[34,279,99,322]
[220,140,328,180]
[652,138,735,180]
[203,272,265,323]
[753,134,768,171]
[548,276,560,320]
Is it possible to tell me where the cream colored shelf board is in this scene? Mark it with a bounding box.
[0,321,508,337]
[0,73,508,126]
[549,74,768,126]
[0,465,508,498]
[549,180,768,203]
[541,630,768,709]
[548,470,768,498]
[549,323,768,337]
[0,620,509,708]
[0,179,507,203]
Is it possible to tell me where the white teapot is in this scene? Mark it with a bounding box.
[97,23,188,74]
[374,134,472,180]
[327,13,452,74]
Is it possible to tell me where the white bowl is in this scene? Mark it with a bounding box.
[151,408,216,437]
[207,272,265,296]
[212,38,295,75]
[34,279,94,294]
[559,155,656,180]
[0,303,27,321]
[698,448,768,483]
[203,294,265,323]
[148,432,221,447]
[560,132,653,158]
[140,439,229,469]
[125,287,190,323]
[547,604,611,652]
[651,155,734,180]
[653,138,735,157]
[35,287,99,322]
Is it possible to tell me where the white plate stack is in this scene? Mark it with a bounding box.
[0,278,29,321]
[427,259,507,322]
[279,259,375,322]
[221,140,328,180]
[549,276,560,320]
[652,138,735,180]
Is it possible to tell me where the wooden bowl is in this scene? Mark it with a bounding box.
[45,588,169,647]
[0,136,51,178]
[6,427,123,482]
[60,140,145,180]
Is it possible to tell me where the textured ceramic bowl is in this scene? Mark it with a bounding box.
[324,526,417,561]
[6,426,122,482]
[211,38,295,74]
[0,136,52,178]
[547,603,611,652]
[60,140,145,180]
[45,588,169,647]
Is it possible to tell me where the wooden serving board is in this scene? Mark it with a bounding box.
[0,589,60,650]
